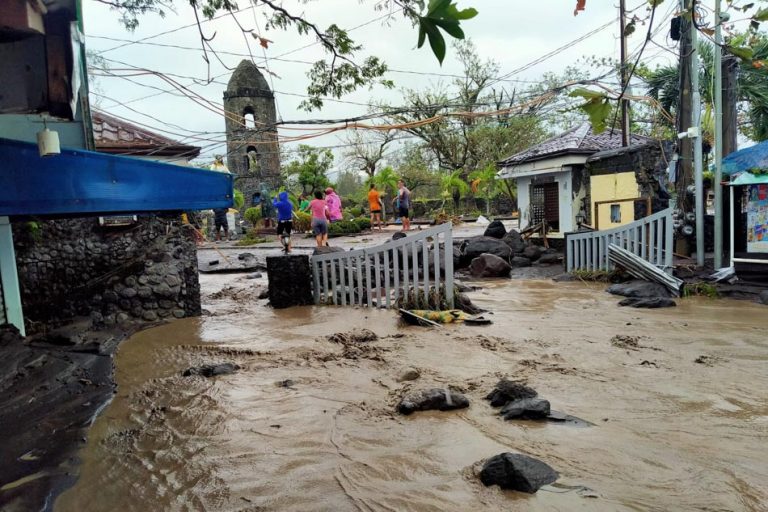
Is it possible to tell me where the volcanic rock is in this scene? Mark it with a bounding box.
[510,256,532,268]
[469,254,512,278]
[462,236,513,263]
[183,362,240,378]
[500,397,551,420]
[485,379,538,407]
[522,245,544,261]
[483,220,507,239]
[501,230,527,254]
[398,388,470,415]
[479,453,559,493]
[607,280,672,298]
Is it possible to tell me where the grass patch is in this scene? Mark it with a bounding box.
[237,236,269,246]
[570,269,622,282]
[683,282,720,298]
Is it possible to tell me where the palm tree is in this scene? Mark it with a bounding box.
[440,170,470,213]
[640,36,768,143]
[469,164,499,217]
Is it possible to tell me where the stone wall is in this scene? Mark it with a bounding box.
[12,215,200,333]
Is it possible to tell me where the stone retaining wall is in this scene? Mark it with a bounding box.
[12,215,201,332]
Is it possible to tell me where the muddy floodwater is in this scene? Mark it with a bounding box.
[56,275,768,511]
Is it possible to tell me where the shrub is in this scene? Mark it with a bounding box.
[293,211,311,233]
[354,217,372,230]
[233,189,245,210]
[348,206,363,217]
[328,220,361,237]
[244,207,262,225]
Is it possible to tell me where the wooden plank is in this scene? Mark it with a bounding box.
[392,247,400,307]
[364,252,373,308]
[356,255,364,306]
[346,255,355,305]
[338,256,347,307]
[402,246,409,297]
[422,240,430,297]
[664,213,674,271]
[411,242,419,298]
[322,261,330,305]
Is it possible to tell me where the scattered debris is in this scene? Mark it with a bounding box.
[276,379,295,388]
[608,244,683,296]
[398,388,469,415]
[245,272,263,279]
[485,379,538,407]
[326,329,378,344]
[694,355,722,366]
[208,260,219,266]
[618,297,677,308]
[397,367,421,382]
[610,335,640,350]
[479,453,559,493]
[182,362,240,378]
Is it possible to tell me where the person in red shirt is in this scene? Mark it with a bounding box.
[309,190,330,247]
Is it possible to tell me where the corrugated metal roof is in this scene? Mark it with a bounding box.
[498,123,652,167]
[91,110,200,159]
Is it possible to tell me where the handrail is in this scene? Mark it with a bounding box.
[310,223,454,309]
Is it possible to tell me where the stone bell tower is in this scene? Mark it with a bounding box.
[223,60,280,208]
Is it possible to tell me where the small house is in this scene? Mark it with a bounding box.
[497,124,668,236]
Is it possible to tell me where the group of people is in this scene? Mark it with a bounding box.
[206,181,413,252]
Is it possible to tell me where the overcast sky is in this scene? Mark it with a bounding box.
[82,0,683,172]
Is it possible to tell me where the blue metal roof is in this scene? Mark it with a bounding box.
[0,137,233,216]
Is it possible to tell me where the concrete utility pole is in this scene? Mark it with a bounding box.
[619,0,630,147]
[676,0,693,255]
[714,0,723,269]
[690,0,705,267]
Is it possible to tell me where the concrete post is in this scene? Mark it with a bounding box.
[0,216,25,335]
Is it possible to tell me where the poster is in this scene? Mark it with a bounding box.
[746,184,768,253]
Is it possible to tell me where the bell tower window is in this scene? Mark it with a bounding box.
[243,107,256,129]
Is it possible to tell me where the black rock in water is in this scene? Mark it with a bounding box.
[758,290,768,305]
[469,254,512,278]
[479,453,559,493]
[462,236,513,264]
[392,232,407,241]
[483,220,507,239]
[510,256,532,268]
[619,297,676,308]
[501,230,527,254]
[537,252,562,265]
[238,252,255,260]
[183,362,240,378]
[485,379,538,407]
[607,280,672,298]
[500,397,551,420]
[398,388,470,415]
[522,245,544,262]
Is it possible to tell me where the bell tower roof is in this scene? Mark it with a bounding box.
[225,60,272,98]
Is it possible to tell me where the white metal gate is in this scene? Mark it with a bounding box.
[310,223,454,308]
[565,207,674,273]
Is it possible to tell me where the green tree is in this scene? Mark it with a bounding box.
[282,145,333,194]
[97,0,477,110]
[468,164,498,217]
[439,169,469,212]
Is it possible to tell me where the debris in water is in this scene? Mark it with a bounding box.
[610,334,640,350]
[694,355,722,366]
[397,367,421,382]
[479,452,559,493]
[182,362,240,378]
[326,329,378,344]
[208,260,219,266]
[485,379,538,407]
[276,379,295,388]
[619,297,676,308]
[398,388,469,415]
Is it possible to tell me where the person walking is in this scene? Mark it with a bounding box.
[367,183,384,231]
[396,179,411,231]
[213,207,229,241]
[309,190,330,247]
[298,192,311,212]
[325,187,343,223]
[272,191,294,253]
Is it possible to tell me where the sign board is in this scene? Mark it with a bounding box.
[746,184,768,253]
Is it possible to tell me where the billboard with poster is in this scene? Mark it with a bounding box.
[746,184,768,253]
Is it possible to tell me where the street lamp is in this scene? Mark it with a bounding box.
[575,210,585,229]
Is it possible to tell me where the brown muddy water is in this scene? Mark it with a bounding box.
[56,275,768,511]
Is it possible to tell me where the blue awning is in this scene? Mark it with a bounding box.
[0,137,233,216]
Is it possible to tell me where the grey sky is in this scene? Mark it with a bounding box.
[82,0,681,171]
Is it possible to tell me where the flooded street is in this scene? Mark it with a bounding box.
[56,273,768,511]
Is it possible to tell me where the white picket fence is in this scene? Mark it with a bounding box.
[310,223,454,308]
[565,207,674,273]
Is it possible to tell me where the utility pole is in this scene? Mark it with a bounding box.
[676,0,693,256]
[690,0,705,267]
[619,0,630,147]
[714,0,723,269]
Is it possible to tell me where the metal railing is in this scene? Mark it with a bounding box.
[311,223,454,308]
[565,207,674,273]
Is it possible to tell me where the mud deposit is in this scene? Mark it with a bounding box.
[56,275,768,511]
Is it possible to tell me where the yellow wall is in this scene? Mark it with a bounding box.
[591,172,640,229]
